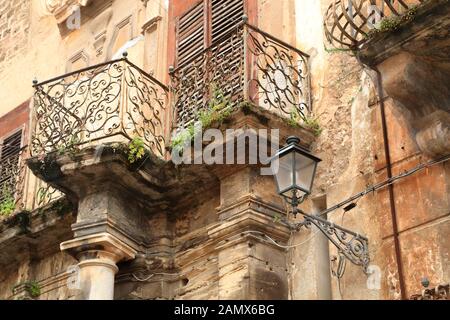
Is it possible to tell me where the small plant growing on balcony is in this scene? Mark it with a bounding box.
[0,189,16,216]
[170,123,199,154]
[25,281,41,298]
[128,137,146,164]
[288,109,322,137]
[12,281,41,299]
[202,85,233,124]
[367,6,418,37]
[57,134,81,156]
[288,109,304,128]
[208,84,231,112]
[170,85,233,152]
[303,116,322,137]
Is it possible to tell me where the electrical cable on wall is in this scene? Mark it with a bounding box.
[131,272,179,282]
[331,253,347,299]
[303,153,450,224]
[240,230,321,250]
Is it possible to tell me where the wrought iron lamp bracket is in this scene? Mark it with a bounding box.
[288,198,370,274]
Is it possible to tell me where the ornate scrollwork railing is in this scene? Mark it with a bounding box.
[31,58,169,158]
[0,149,26,215]
[324,0,425,50]
[170,22,310,130]
[0,145,64,215]
[34,183,62,209]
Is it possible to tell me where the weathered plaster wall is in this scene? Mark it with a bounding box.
[0,0,167,117]
[290,0,375,299]
[0,252,77,300]
[0,0,31,77]
[291,0,449,300]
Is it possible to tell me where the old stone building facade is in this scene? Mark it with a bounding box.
[0,0,448,300]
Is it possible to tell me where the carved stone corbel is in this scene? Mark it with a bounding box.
[357,2,450,157]
[377,52,450,157]
[43,0,91,24]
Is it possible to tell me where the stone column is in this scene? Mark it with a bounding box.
[61,233,137,300]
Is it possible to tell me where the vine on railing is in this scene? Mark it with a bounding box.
[31,58,168,158]
[324,0,425,50]
[170,22,310,131]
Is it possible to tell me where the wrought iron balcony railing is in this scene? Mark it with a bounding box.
[0,149,26,216]
[170,21,311,130]
[31,23,310,159]
[324,0,425,50]
[0,146,62,217]
[31,58,169,158]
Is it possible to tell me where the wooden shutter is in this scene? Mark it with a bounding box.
[0,130,22,202]
[210,0,244,102]
[211,0,244,43]
[174,0,245,127]
[177,2,205,67]
[175,2,206,128]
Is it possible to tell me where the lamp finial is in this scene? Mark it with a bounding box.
[286,136,300,145]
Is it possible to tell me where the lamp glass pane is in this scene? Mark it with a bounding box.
[273,153,294,193]
[294,152,317,194]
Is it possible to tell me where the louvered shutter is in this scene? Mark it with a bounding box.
[174,0,245,128]
[176,2,206,128]
[211,0,244,42]
[0,130,22,202]
[177,2,205,67]
[210,0,244,104]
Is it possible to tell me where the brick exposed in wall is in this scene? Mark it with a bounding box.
[0,0,30,73]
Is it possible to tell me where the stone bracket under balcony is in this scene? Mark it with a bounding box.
[357,0,450,157]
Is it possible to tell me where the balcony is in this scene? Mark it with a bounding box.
[31,22,312,161]
[324,0,450,157]
[31,58,169,158]
[170,21,311,131]
[324,0,425,50]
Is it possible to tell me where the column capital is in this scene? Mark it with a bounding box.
[60,232,137,263]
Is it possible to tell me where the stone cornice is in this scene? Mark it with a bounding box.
[70,216,143,251]
[60,232,137,262]
[174,196,291,267]
[44,0,91,24]
[141,16,162,34]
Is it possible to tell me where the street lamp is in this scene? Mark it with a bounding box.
[272,136,321,216]
[271,136,370,272]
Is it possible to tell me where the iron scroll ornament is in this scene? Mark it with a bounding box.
[297,208,370,272]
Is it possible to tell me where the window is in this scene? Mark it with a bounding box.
[173,0,245,127]
[176,0,244,67]
[0,130,22,203]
